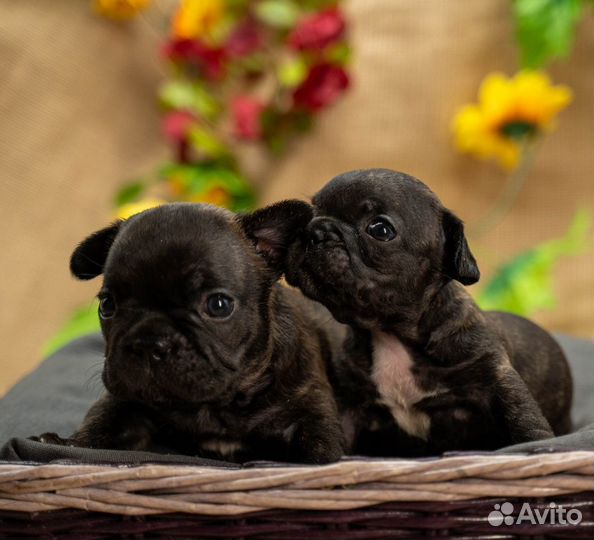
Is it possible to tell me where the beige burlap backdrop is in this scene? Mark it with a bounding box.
[0,0,592,395]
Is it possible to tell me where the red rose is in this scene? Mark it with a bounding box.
[162,110,196,143]
[288,8,346,51]
[226,21,263,58]
[231,96,264,141]
[293,63,350,112]
[162,39,226,81]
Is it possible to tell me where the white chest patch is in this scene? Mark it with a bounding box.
[371,332,433,440]
[201,440,244,458]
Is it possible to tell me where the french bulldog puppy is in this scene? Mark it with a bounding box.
[35,202,345,464]
[251,169,573,456]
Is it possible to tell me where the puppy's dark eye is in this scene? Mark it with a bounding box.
[206,293,235,319]
[99,294,116,319]
[366,217,396,241]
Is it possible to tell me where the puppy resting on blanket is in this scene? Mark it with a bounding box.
[34,203,345,463]
[252,169,573,456]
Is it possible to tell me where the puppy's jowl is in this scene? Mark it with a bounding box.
[255,169,573,456]
[35,203,345,463]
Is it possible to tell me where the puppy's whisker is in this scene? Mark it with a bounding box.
[83,367,104,393]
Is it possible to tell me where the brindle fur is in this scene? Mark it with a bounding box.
[35,203,345,464]
[253,169,573,456]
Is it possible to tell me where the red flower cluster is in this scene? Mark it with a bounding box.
[231,97,264,141]
[293,63,350,112]
[288,8,345,51]
[163,20,265,81]
[226,21,263,58]
[161,4,351,147]
[162,110,196,143]
[162,39,226,81]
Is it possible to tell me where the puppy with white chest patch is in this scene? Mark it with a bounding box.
[251,169,573,456]
[33,202,346,464]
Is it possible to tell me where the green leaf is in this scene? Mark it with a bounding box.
[114,181,146,208]
[477,250,555,314]
[476,209,591,315]
[192,85,221,119]
[226,0,250,7]
[43,301,101,357]
[160,80,196,110]
[255,0,300,27]
[159,80,220,119]
[300,0,339,9]
[278,57,308,87]
[188,127,229,158]
[512,0,587,68]
[326,42,351,65]
[159,162,256,210]
[235,53,267,75]
[230,192,257,212]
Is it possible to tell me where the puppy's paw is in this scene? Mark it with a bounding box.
[29,432,73,446]
[298,425,345,464]
[300,438,344,464]
[521,426,555,443]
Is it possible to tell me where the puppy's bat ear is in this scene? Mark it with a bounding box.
[442,210,480,285]
[238,200,313,274]
[70,222,122,280]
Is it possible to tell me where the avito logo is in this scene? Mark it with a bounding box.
[488,501,582,527]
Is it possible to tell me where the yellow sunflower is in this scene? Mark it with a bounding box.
[172,0,224,40]
[94,0,150,20]
[116,198,166,220]
[453,71,572,169]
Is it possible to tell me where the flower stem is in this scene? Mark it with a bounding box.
[471,139,539,238]
[177,140,190,164]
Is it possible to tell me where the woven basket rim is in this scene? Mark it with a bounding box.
[0,449,591,516]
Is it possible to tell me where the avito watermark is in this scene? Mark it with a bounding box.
[488,501,582,527]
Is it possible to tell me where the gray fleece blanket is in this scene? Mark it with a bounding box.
[0,333,592,465]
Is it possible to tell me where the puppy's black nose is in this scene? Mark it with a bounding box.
[307,217,342,247]
[129,338,171,362]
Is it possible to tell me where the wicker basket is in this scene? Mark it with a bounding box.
[0,450,592,539]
